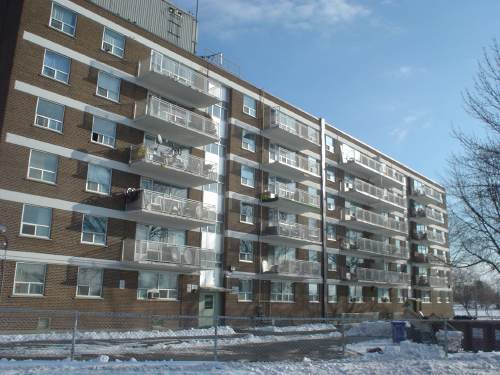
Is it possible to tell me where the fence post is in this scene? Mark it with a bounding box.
[70,311,79,360]
[444,319,448,358]
[213,315,218,362]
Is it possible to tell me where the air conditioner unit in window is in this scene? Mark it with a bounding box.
[103,43,112,52]
[147,289,160,299]
[344,182,354,191]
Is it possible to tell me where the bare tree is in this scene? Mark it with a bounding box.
[447,40,500,274]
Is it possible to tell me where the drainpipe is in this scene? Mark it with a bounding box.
[320,118,328,318]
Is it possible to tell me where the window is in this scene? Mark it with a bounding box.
[50,3,77,36]
[239,240,253,262]
[328,284,337,303]
[42,50,70,84]
[20,204,52,239]
[271,281,294,302]
[238,279,252,302]
[243,95,257,117]
[308,250,318,262]
[378,288,390,303]
[327,194,335,211]
[137,271,177,300]
[327,253,337,271]
[326,224,336,241]
[326,165,335,182]
[27,150,58,184]
[240,165,255,187]
[349,285,363,303]
[76,268,103,297]
[86,164,111,195]
[96,71,120,102]
[325,135,334,153]
[240,202,254,224]
[241,130,256,152]
[472,328,483,339]
[421,290,431,303]
[81,215,107,246]
[309,283,319,303]
[91,117,116,148]
[34,98,64,133]
[13,263,46,296]
[102,27,125,58]
[417,245,428,255]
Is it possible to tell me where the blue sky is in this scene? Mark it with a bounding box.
[176,0,499,183]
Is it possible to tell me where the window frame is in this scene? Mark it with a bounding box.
[13,262,47,296]
[27,149,58,185]
[308,283,320,303]
[76,267,104,298]
[238,279,253,302]
[270,281,294,302]
[327,253,337,271]
[91,116,116,149]
[101,27,126,58]
[49,2,77,37]
[20,204,52,239]
[80,214,108,246]
[41,49,71,84]
[327,194,335,211]
[85,163,112,196]
[137,271,178,301]
[326,165,335,182]
[328,284,337,303]
[239,240,254,262]
[34,97,65,133]
[242,95,257,117]
[326,224,336,241]
[240,165,255,188]
[96,71,121,103]
[240,202,254,224]
[241,130,256,152]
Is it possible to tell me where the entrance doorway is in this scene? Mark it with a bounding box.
[198,292,220,327]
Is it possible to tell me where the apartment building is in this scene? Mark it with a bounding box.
[0,0,452,328]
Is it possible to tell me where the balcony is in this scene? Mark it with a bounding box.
[410,207,445,225]
[340,238,409,259]
[340,147,405,188]
[340,179,407,211]
[261,259,321,281]
[134,96,219,147]
[262,221,321,247]
[137,50,220,108]
[263,145,320,181]
[126,189,216,229]
[341,207,408,236]
[122,239,216,273]
[129,144,218,188]
[412,230,446,245]
[260,183,320,214]
[353,267,410,285]
[262,109,320,151]
[411,183,443,205]
[413,275,449,288]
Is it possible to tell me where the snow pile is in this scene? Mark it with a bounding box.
[436,330,463,352]
[0,326,236,343]
[253,323,336,333]
[347,339,444,360]
[345,321,392,337]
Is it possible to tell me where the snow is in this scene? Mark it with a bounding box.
[251,323,336,333]
[436,330,464,352]
[0,326,236,343]
[0,342,499,375]
[453,305,500,318]
[345,321,392,337]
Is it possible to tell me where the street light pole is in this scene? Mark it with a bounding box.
[0,224,8,301]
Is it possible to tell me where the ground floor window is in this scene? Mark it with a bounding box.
[308,283,319,303]
[238,279,253,302]
[349,285,363,303]
[137,271,177,300]
[328,284,337,303]
[76,267,103,297]
[377,287,390,303]
[13,262,46,296]
[421,290,431,303]
[271,281,294,302]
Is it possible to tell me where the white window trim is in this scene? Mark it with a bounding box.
[240,203,254,225]
[238,280,253,302]
[137,272,178,301]
[85,164,112,196]
[239,241,253,262]
[243,105,257,118]
[80,214,108,246]
[240,166,255,188]
[49,2,77,37]
[41,49,71,84]
[19,204,52,240]
[101,27,125,58]
[308,284,320,303]
[241,131,256,153]
[76,267,104,298]
[34,97,65,134]
[328,285,337,303]
[91,116,116,149]
[27,149,58,185]
[270,282,294,302]
[96,71,121,103]
[12,262,46,297]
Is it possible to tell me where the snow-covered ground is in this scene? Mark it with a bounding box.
[453,305,500,318]
[0,340,498,374]
[251,323,336,333]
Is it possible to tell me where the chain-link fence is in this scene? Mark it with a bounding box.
[0,307,469,361]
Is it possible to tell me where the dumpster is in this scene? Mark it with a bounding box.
[391,321,407,343]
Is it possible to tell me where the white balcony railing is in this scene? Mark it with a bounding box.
[146,50,219,99]
[265,221,321,243]
[344,179,406,208]
[341,238,409,259]
[122,239,216,269]
[265,182,320,208]
[130,144,218,182]
[343,206,408,234]
[355,267,410,284]
[269,145,320,176]
[135,95,218,139]
[264,259,321,278]
[411,207,445,223]
[412,183,443,204]
[412,230,446,244]
[270,109,320,144]
[430,276,449,288]
[344,149,405,185]
[127,189,217,223]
